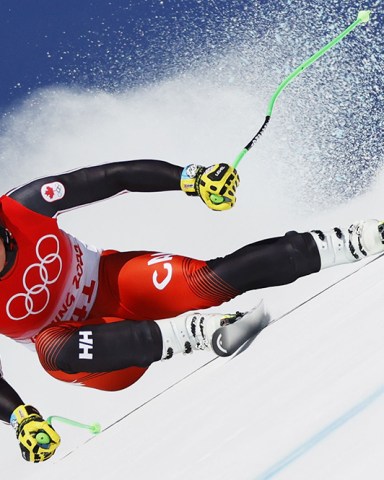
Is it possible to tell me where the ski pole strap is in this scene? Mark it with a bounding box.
[47,415,102,434]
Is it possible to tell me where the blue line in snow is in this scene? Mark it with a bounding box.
[255,384,384,480]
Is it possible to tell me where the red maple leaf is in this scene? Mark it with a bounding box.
[44,186,55,199]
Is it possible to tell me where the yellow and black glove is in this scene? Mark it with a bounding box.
[180,163,239,211]
[10,404,61,463]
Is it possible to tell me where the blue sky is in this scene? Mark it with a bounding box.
[1,0,381,116]
[0,0,258,114]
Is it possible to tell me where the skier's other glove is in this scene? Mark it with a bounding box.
[10,404,61,463]
[180,163,239,211]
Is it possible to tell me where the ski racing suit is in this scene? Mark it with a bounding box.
[0,160,320,391]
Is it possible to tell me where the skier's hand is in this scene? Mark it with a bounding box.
[180,163,239,211]
[11,404,61,462]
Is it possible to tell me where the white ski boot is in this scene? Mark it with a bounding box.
[155,299,269,359]
[311,219,384,269]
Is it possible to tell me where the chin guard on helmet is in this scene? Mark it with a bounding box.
[0,223,11,248]
[0,222,17,277]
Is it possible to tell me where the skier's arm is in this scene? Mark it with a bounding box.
[8,159,239,216]
[0,375,60,462]
[8,160,182,217]
[0,376,23,422]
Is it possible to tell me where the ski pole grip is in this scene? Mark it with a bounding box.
[357,10,371,23]
[36,432,51,446]
[210,193,225,204]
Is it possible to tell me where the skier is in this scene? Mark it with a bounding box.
[0,159,383,463]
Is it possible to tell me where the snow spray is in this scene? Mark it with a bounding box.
[210,10,372,205]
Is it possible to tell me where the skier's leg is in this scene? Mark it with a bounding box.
[90,222,384,320]
[206,231,320,293]
[90,250,240,320]
[35,316,162,391]
[206,220,384,293]
[35,308,260,388]
[90,234,320,321]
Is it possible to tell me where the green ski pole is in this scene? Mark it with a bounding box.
[210,10,371,205]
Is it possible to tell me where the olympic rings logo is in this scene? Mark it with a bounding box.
[6,234,63,321]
